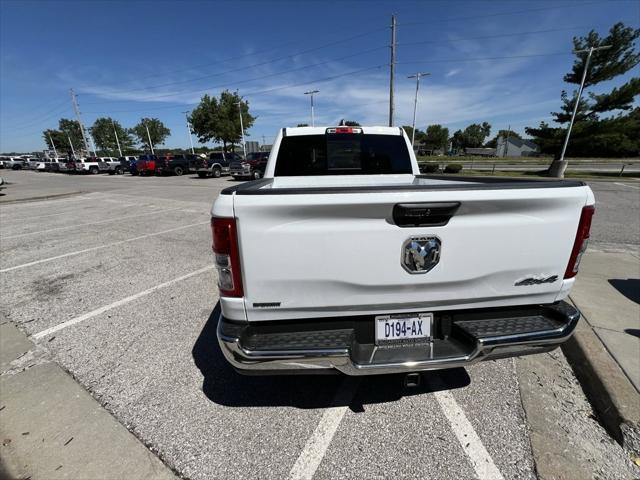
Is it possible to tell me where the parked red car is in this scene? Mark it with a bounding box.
[136,154,158,176]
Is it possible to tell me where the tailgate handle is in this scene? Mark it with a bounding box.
[393,202,460,227]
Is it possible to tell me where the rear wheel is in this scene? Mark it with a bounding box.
[89,166,99,174]
[212,167,222,178]
[173,166,184,176]
[115,166,124,175]
[252,170,262,180]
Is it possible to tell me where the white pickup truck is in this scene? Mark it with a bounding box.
[212,126,595,376]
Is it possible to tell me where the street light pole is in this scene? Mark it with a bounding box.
[304,90,319,127]
[236,101,247,158]
[112,120,122,157]
[67,135,76,159]
[48,133,58,158]
[407,72,430,148]
[551,44,611,178]
[183,111,195,154]
[145,123,155,155]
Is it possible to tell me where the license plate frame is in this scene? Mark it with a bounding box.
[374,313,433,345]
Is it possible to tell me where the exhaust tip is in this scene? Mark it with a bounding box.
[403,372,421,388]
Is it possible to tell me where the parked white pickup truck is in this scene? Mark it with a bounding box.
[212,126,594,376]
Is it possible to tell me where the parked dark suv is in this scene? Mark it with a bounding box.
[230,151,270,180]
[196,152,243,178]
[156,153,199,176]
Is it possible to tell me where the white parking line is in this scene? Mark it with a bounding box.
[289,379,360,480]
[614,182,640,190]
[32,265,215,339]
[1,207,187,240]
[434,389,505,480]
[1,221,208,273]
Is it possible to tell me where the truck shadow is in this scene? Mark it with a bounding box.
[608,278,640,304]
[192,304,471,411]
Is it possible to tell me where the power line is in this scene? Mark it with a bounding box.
[396,25,606,47]
[397,1,612,27]
[85,45,388,104]
[396,51,572,66]
[81,27,388,100]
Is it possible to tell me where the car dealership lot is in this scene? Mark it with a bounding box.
[1,170,638,479]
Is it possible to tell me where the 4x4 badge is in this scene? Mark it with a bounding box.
[402,236,441,274]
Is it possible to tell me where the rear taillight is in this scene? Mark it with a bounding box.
[211,217,243,297]
[564,205,595,279]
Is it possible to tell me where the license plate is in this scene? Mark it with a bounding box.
[375,313,432,344]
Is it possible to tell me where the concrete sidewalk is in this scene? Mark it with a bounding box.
[0,320,177,480]
[564,249,640,455]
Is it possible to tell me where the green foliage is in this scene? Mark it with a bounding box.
[421,162,440,173]
[485,130,522,148]
[131,118,170,150]
[89,117,134,154]
[297,123,309,127]
[189,90,255,152]
[451,122,491,149]
[42,129,67,153]
[424,124,449,151]
[58,118,85,151]
[529,22,639,157]
[343,120,361,126]
[401,125,426,144]
[444,163,463,173]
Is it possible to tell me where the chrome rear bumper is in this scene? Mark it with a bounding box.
[217,302,580,375]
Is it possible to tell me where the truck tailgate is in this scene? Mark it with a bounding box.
[233,186,590,321]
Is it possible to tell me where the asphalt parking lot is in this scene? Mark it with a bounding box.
[1,170,639,479]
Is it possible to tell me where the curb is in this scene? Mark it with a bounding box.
[0,191,83,204]
[562,315,640,456]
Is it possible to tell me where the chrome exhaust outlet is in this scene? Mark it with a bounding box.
[404,372,421,388]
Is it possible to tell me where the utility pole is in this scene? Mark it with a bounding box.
[550,44,611,178]
[70,89,93,156]
[504,124,511,157]
[67,135,76,159]
[182,111,195,154]
[407,72,430,147]
[48,133,58,158]
[262,135,266,146]
[236,100,247,158]
[388,14,397,127]
[112,120,122,157]
[145,123,155,155]
[304,90,319,127]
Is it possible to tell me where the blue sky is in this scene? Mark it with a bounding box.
[1,0,638,153]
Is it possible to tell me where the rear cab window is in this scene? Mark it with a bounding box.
[274,133,412,176]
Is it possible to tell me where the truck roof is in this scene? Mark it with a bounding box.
[283,126,403,136]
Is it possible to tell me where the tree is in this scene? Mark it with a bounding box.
[343,120,361,126]
[297,123,309,127]
[42,129,67,154]
[527,23,640,165]
[451,122,491,150]
[131,118,170,151]
[90,117,134,154]
[401,125,426,145]
[189,90,255,152]
[424,124,449,151]
[553,23,639,124]
[485,129,522,148]
[57,118,85,152]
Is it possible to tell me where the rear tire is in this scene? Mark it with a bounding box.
[212,167,222,178]
[173,166,184,176]
[115,166,124,175]
[252,170,262,180]
[89,166,99,175]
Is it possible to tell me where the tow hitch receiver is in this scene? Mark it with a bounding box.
[404,372,421,388]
